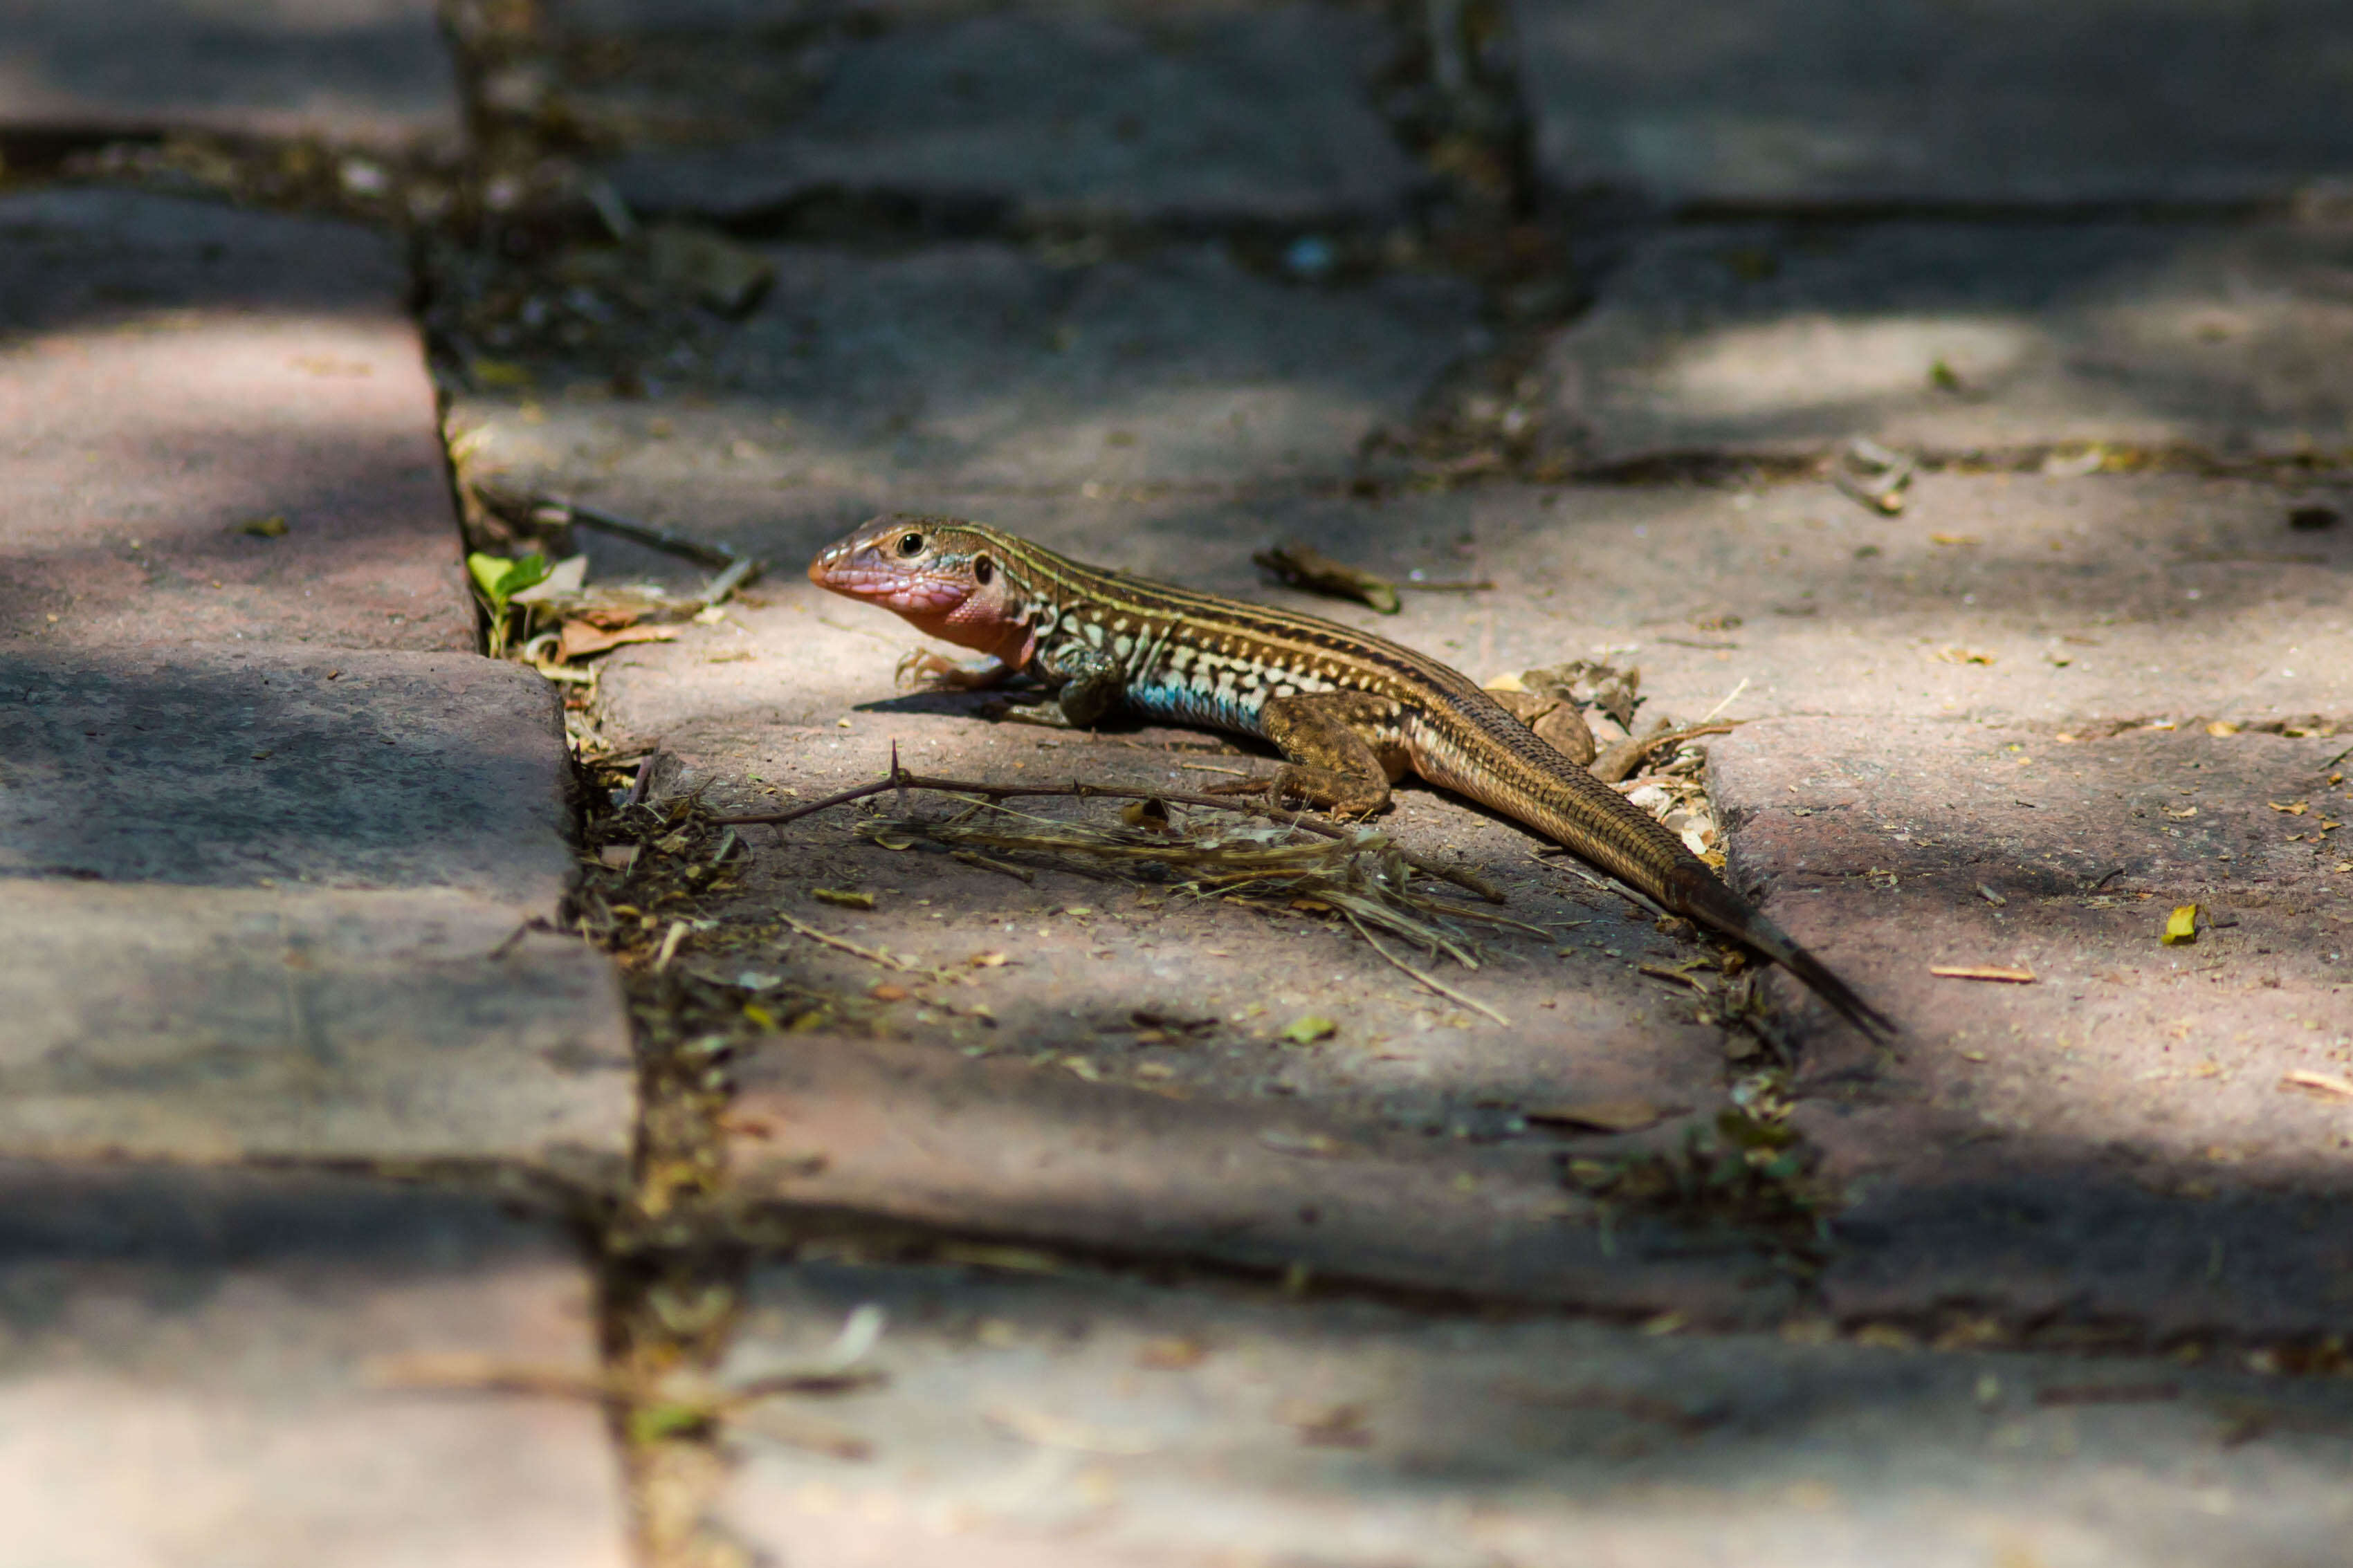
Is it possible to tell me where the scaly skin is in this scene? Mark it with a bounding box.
[809,514,1894,1039]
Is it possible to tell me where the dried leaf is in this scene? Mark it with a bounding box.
[2162,904,2200,946]
[558,619,679,661]
[1525,1098,1674,1134]
[2269,800,2310,815]
[1286,1401,1374,1448]
[1279,1014,1338,1044]
[2206,720,2240,737]
[985,1405,1158,1455]
[1930,965,2036,983]
[239,513,289,538]
[2280,1069,2353,1101]
[813,888,876,909]
[1253,542,1401,614]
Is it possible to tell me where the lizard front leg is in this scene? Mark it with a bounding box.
[995,639,1126,729]
[1215,692,1407,818]
[897,649,1013,691]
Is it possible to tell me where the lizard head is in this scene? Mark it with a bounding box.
[807,513,1034,660]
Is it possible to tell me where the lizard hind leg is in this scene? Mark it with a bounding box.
[1235,692,1408,818]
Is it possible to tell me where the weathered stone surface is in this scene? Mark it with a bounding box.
[718,1256,2353,1568]
[0,883,632,1177]
[0,1161,627,1568]
[1512,0,2353,205]
[1709,717,2353,1333]
[0,647,574,907]
[0,189,473,651]
[1543,223,2353,465]
[0,0,461,150]
[726,1035,1773,1321]
[587,2,1421,225]
[452,241,1481,501]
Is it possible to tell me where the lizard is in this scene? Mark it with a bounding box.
[808,513,1894,1039]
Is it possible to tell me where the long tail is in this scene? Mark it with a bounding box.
[1664,864,1897,1041]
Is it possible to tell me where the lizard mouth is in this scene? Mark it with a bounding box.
[807,539,972,617]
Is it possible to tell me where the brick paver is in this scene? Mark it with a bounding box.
[0,1161,627,1567]
[0,0,460,150]
[1542,222,2353,466]
[1511,0,2353,205]
[716,1256,2353,1568]
[572,0,1422,226]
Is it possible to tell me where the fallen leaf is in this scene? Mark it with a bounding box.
[1933,645,1996,665]
[557,620,679,661]
[2206,720,2240,737]
[2270,800,2310,815]
[1136,1337,1207,1370]
[938,1244,1064,1275]
[1286,1402,1374,1448]
[813,888,876,909]
[1930,965,2037,983]
[238,513,289,538]
[2280,1069,2353,1101]
[1928,533,1981,546]
[1525,1098,1676,1134]
[2162,904,2200,946]
[1279,1015,1338,1045]
[2164,805,2199,819]
[1258,1129,1344,1157]
[2034,1382,2179,1407]
[1252,542,1400,614]
[469,356,533,387]
[967,950,1009,968]
[985,1406,1158,1455]
[1976,884,2007,907]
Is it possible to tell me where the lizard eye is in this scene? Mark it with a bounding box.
[973,555,994,585]
[895,531,925,557]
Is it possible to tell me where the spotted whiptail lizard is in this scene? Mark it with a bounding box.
[809,515,1892,1038]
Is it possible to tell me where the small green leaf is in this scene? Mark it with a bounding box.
[466,551,551,609]
[626,1401,712,1445]
[1279,1014,1338,1045]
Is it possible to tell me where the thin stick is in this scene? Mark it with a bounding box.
[777,912,924,974]
[715,766,1503,903]
[1699,677,1750,725]
[1346,912,1509,1026]
[1529,850,1670,919]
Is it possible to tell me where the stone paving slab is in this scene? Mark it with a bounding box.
[0,188,473,651]
[453,239,1481,504]
[716,1256,2353,1568]
[1708,717,2353,1335]
[0,1159,627,1567]
[1511,0,2353,205]
[578,1,1422,227]
[1541,222,2353,465]
[726,1035,1778,1322]
[1,647,575,907]
[0,0,461,151]
[0,188,635,1180]
[0,882,631,1177]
